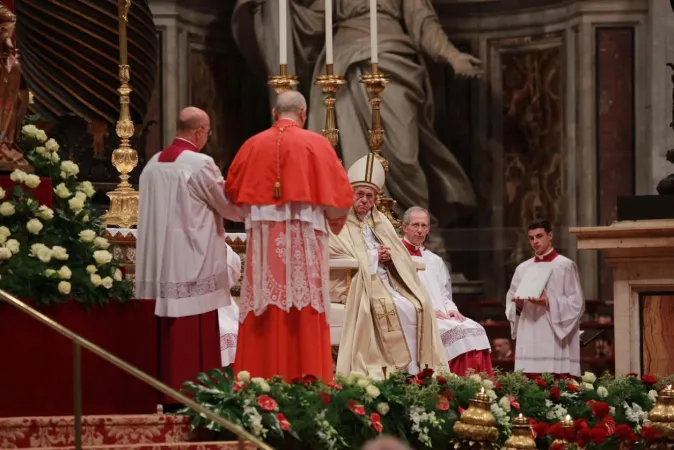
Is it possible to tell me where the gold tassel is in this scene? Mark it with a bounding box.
[273,181,281,199]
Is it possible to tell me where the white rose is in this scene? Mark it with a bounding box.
[6,239,19,254]
[51,151,60,163]
[77,181,96,198]
[90,273,102,286]
[486,389,497,400]
[597,386,609,398]
[60,161,80,178]
[35,146,47,156]
[45,138,59,153]
[81,215,89,223]
[30,243,48,256]
[482,379,495,390]
[113,268,123,281]
[74,191,87,201]
[93,237,110,249]
[357,378,371,388]
[9,169,26,183]
[37,205,54,220]
[24,174,41,189]
[79,229,96,243]
[237,371,251,382]
[376,402,390,416]
[28,91,34,105]
[0,202,15,216]
[365,384,381,399]
[54,183,71,199]
[498,396,511,412]
[0,225,10,241]
[51,246,69,260]
[649,390,658,402]
[101,276,113,289]
[21,124,38,138]
[58,281,71,295]
[26,218,43,235]
[86,264,97,274]
[0,187,5,199]
[251,377,270,392]
[582,372,597,384]
[93,250,113,265]
[44,269,57,277]
[0,247,12,260]
[470,374,482,383]
[583,382,595,391]
[35,129,48,142]
[36,247,52,263]
[58,266,72,280]
[68,196,84,212]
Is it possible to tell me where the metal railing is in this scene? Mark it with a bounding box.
[0,289,273,450]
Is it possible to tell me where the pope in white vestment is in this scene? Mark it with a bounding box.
[218,243,242,367]
[505,221,585,377]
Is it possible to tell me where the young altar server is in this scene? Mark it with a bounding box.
[136,107,242,409]
[401,206,493,375]
[218,243,242,367]
[505,219,585,377]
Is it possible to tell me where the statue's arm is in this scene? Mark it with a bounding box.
[401,0,462,64]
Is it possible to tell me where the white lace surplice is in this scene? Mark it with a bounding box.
[239,202,343,323]
[218,244,242,366]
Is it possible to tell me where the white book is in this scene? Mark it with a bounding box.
[514,264,553,299]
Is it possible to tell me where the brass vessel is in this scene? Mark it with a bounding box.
[550,414,574,449]
[453,388,500,442]
[502,414,536,449]
[649,385,674,441]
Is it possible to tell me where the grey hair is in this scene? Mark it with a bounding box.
[274,91,307,114]
[361,437,412,450]
[402,206,430,225]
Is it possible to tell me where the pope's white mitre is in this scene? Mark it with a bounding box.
[347,153,385,192]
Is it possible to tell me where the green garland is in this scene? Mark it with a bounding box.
[0,123,134,306]
[181,367,668,449]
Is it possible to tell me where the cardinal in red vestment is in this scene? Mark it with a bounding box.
[136,107,242,410]
[226,91,354,381]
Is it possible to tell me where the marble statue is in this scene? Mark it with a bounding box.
[232,0,481,258]
[0,2,30,172]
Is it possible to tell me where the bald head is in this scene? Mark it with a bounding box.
[361,437,411,450]
[176,107,210,150]
[272,91,307,127]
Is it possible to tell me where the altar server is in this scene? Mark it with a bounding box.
[401,206,493,376]
[136,107,241,409]
[505,219,585,377]
[218,243,242,367]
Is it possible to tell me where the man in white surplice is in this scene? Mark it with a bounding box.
[218,243,242,367]
[400,207,493,376]
[505,219,585,377]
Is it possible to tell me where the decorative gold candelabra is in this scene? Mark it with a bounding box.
[452,388,500,447]
[104,0,139,228]
[502,414,536,450]
[649,385,674,441]
[268,64,299,94]
[359,64,400,227]
[314,64,345,148]
[550,414,574,449]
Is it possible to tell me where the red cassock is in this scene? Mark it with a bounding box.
[226,119,353,381]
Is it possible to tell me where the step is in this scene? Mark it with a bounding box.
[0,414,191,448]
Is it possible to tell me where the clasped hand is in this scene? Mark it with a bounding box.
[377,245,391,264]
[436,310,466,321]
[514,290,549,309]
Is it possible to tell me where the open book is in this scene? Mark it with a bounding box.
[514,264,553,299]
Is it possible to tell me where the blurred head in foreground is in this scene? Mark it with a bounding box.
[362,436,412,450]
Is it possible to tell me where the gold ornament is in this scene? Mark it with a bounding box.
[501,413,536,450]
[550,414,574,449]
[649,385,674,441]
[453,388,500,442]
[268,64,299,94]
[314,64,345,148]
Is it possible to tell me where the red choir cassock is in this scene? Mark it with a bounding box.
[226,118,353,381]
[136,138,241,404]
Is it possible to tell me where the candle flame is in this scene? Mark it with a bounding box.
[565,414,571,421]
[668,385,672,390]
[480,387,485,394]
[519,413,523,418]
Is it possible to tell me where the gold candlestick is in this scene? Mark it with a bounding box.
[453,388,500,443]
[314,64,345,147]
[268,64,299,94]
[359,64,401,228]
[649,384,674,441]
[502,414,536,450]
[104,0,139,228]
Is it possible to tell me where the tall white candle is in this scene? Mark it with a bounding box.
[325,0,333,65]
[280,0,288,65]
[369,0,378,63]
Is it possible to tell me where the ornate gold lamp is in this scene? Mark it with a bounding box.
[452,388,500,448]
[104,0,139,228]
[501,414,536,450]
[314,64,345,148]
[359,63,400,227]
[268,64,299,94]
[550,414,574,449]
[649,384,674,441]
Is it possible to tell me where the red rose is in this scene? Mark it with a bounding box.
[576,427,592,446]
[319,391,331,405]
[257,395,278,412]
[409,375,427,385]
[547,423,564,440]
[590,425,608,444]
[591,401,610,418]
[549,386,561,401]
[347,399,366,416]
[275,413,290,431]
[550,443,565,450]
[566,382,579,392]
[615,424,637,441]
[290,377,304,385]
[494,381,502,390]
[435,394,450,411]
[640,425,659,441]
[302,374,318,384]
[420,368,435,378]
[233,382,246,392]
[574,418,589,430]
[626,372,638,377]
[508,395,520,410]
[536,378,548,387]
[370,413,383,433]
[642,374,657,385]
[533,421,549,438]
[436,376,448,385]
[325,380,343,390]
[441,388,454,401]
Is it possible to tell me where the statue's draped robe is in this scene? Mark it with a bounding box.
[232,0,476,257]
[329,208,446,379]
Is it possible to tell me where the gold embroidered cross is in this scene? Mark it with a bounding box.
[376,298,397,332]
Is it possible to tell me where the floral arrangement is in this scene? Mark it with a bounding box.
[0,123,133,306]
[182,367,669,449]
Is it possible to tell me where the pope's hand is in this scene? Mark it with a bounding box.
[450,53,483,79]
[447,311,466,322]
[378,245,391,264]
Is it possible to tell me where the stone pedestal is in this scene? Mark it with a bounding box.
[570,220,674,375]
